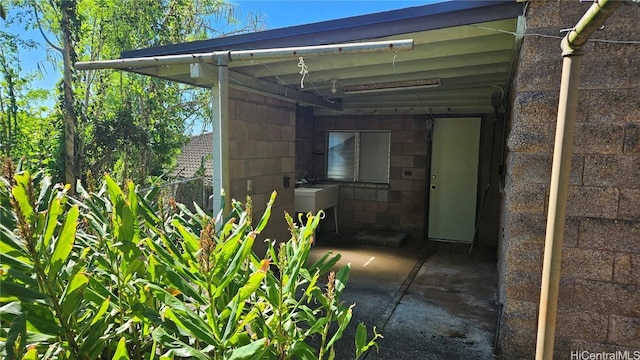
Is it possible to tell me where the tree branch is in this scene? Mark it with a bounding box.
[31,2,63,54]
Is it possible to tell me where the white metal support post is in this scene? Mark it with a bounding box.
[211,57,230,217]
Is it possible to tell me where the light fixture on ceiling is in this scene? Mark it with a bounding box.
[343,78,441,94]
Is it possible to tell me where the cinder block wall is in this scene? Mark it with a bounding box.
[477,114,507,247]
[499,1,640,358]
[295,105,315,180]
[313,115,428,239]
[228,88,296,253]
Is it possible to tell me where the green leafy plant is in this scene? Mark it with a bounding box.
[0,163,381,359]
[0,164,95,359]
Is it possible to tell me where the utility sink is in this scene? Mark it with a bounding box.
[295,184,340,233]
[294,184,339,214]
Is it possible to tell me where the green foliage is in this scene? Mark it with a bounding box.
[3,0,265,186]
[0,28,59,176]
[0,165,380,359]
[69,0,264,184]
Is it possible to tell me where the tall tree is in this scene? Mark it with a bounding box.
[74,0,263,185]
[60,0,79,190]
[6,0,263,185]
[6,0,81,185]
[0,33,20,157]
[0,26,58,172]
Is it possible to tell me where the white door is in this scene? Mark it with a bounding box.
[428,118,481,243]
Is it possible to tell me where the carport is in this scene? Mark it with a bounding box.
[74,1,640,357]
[76,1,524,247]
[75,2,522,356]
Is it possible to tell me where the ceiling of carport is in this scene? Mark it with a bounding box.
[117,2,523,115]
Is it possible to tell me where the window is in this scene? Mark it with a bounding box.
[326,131,390,183]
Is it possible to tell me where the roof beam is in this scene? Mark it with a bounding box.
[343,87,499,101]
[188,63,341,110]
[228,69,342,111]
[190,63,218,81]
[342,98,490,108]
[307,73,511,99]
[317,105,494,116]
[292,51,513,88]
[276,62,510,90]
[152,64,191,77]
[240,35,514,79]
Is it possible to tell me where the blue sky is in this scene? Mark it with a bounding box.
[229,1,435,29]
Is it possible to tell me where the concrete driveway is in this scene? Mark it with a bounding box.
[309,236,499,360]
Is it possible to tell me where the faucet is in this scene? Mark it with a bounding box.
[296,168,311,186]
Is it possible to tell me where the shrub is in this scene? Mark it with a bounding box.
[0,165,380,359]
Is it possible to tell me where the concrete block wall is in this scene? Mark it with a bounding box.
[498,1,640,358]
[295,105,315,180]
[313,115,428,239]
[228,88,296,253]
[477,115,507,247]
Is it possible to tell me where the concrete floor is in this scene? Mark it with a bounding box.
[309,233,499,360]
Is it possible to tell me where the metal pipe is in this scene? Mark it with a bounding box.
[75,39,414,70]
[535,43,583,360]
[565,0,622,49]
[535,1,622,359]
[228,39,413,61]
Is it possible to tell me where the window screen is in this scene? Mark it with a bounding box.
[326,131,390,183]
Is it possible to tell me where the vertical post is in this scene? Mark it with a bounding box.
[211,85,223,217]
[218,58,231,215]
[535,39,582,360]
[211,58,230,217]
[535,1,621,357]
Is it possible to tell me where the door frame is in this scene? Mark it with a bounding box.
[423,115,486,242]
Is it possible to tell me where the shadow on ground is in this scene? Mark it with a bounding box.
[308,232,498,360]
